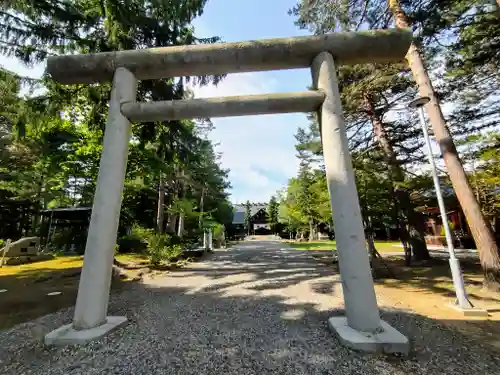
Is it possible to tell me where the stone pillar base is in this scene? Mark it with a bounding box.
[44,316,127,346]
[448,303,488,317]
[328,317,409,354]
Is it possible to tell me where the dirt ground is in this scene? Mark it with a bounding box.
[374,256,500,351]
[312,252,500,351]
[0,255,147,330]
[0,250,208,330]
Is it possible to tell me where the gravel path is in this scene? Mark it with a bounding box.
[1,239,499,374]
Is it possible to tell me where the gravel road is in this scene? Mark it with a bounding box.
[1,239,499,374]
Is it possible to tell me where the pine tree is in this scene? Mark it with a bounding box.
[1,0,227,234]
[459,132,500,228]
[415,1,500,135]
[1,1,234,246]
[292,0,500,286]
[296,166,317,241]
[244,200,252,235]
[267,196,279,234]
[291,0,431,262]
[389,0,500,289]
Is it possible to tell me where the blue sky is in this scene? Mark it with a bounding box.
[193,0,312,204]
[0,0,312,204]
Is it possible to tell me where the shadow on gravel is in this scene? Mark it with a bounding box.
[169,243,340,294]
[1,243,500,374]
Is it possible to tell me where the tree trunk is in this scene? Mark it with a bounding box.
[177,213,185,238]
[177,170,186,239]
[394,188,429,261]
[32,175,44,234]
[198,186,205,229]
[166,214,177,233]
[156,173,165,233]
[363,216,377,259]
[308,220,315,241]
[165,166,179,234]
[390,189,411,265]
[365,94,430,262]
[390,0,500,288]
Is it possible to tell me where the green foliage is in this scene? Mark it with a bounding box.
[295,166,315,223]
[460,132,500,221]
[278,188,305,233]
[267,196,279,233]
[289,0,391,33]
[354,153,395,228]
[118,230,148,254]
[212,223,225,239]
[210,223,226,248]
[415,1,500,136]
[287,0,497,263]
[146,236,183,266]
[289,0,499,170]
[0,0,232,244]
[294,115,322,164]
[0,68,25,136]
[169,197,196,218]
[278,167,333,237]
[290,1,425,185]
[129,225,182,265]
[244,200,251,235]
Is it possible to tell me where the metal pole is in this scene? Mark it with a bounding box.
[415,103,472,309]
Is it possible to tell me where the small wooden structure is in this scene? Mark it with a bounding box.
[40,207,92,254]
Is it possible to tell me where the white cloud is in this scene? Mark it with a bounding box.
[195,72,280,98]
[0,55,45,79]
[190,71,307,203]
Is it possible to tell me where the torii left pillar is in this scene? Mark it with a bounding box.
[45,68,137,345]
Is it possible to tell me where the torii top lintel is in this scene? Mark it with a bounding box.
[47,28,412,85]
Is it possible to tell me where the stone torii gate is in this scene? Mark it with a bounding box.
[44,29,411,353]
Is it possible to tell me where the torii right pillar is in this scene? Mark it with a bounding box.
[312,52,409,354]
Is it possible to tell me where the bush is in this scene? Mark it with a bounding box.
[118,234,148,253]
[212,224,224,238]
[127,226,184,265]
[211,224,226,248]
[181,232,202,248]
[117,225,153,253]
[146,234,183,265]
[164,232,183,246]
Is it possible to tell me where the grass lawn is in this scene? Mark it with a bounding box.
[115,253,149,263]
[0,253,146,330]
[289,240,403,253]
